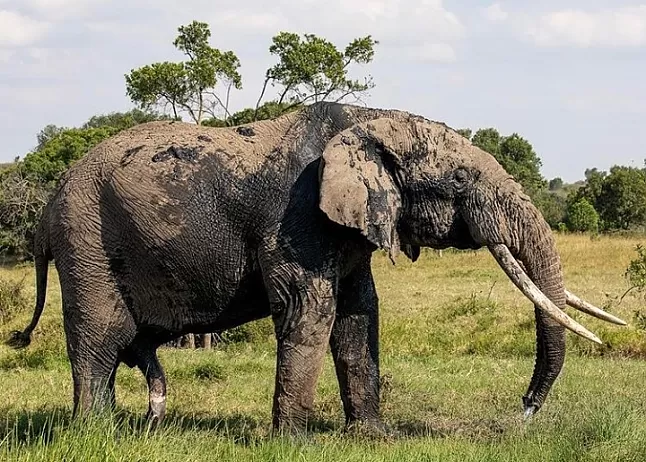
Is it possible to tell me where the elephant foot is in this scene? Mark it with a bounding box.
[145,392,166,429]
[345,418,394,439]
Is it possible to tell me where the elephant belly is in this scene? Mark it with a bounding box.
[120,247,271,337]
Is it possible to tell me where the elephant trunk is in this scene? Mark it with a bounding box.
[504,206,566,416]
[485,194,623,416]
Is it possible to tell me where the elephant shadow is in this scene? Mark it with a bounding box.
[0,406,516,448]
[0,406,340,449]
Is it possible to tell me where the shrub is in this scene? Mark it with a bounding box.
[566,198,599,233]
[0,277,30,324]
[0,170,52,258]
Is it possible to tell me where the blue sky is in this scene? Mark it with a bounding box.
[0,0,644,182]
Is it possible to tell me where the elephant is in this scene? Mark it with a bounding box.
[8,101,625,434]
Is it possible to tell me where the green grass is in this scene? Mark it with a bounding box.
[1,234,646,460]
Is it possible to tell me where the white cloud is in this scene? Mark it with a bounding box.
[412,42,457,63]
[526,6,646,47]
[3,0,107,20]
[484,3,508,22]
[210,10,286,32]
[0,10,49,46]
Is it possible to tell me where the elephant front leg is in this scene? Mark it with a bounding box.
[330,258,385,435]
[270,275,337,434]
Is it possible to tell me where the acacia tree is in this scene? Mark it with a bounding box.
[125,21,242,124]
[253,32,378,120]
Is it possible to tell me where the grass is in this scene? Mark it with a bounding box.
[1,233,646,460]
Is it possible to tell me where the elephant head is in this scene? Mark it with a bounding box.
[318,116,626,416]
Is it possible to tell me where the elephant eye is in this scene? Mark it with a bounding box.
[454,168,468,183]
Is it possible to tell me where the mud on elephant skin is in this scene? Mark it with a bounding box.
[7,101,625,434]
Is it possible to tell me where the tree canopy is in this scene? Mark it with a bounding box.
[469,128,546,196]
[126,21,378,126]
[125,21,242,124]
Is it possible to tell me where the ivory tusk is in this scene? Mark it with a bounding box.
[488,244,602,345]
[565,290,627,326]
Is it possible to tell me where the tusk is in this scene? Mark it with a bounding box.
[488,244,602,345]
[565,290,627,326]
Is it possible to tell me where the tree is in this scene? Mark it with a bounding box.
[471,128,501,158]
[22,127,119,184]
[202,101,303,127]
[254,32,378,118]
[125,21,242,124]
[566,198,599,233]
[36,124,67,151]
[595,166,646,230]
[548,177,563,191]
[0,169,51,258]
[472,128,546,197]
[456,128,472,140]
[533,190,567,228]
[83,108,173,131]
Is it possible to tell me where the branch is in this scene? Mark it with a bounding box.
[277,84,293,105]
[254,76,271,121]
[203,89,232,119]
[224,82,232,122]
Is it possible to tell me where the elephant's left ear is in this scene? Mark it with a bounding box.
[318,118,411,263]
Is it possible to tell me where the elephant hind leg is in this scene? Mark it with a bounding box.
[68,344,122,418]
[139,349,167,426]
[60,277,137,418]
[124,341,167,426]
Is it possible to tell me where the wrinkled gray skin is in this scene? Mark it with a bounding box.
[12,102,567,433]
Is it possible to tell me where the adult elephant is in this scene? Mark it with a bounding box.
[8,102,624,434]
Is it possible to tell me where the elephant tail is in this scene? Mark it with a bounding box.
[6,214,52,349]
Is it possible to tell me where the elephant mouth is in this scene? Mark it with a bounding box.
[488,243,626,343]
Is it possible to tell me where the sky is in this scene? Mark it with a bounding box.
[0,0,645,182]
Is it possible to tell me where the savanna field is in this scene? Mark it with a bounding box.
[1,234,646,461]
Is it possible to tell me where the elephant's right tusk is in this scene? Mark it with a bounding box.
[488,244,602,345]
[565,290,627,326]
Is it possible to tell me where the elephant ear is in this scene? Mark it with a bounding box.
[319,118,413,263]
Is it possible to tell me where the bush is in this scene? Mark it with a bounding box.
[0,169,52,258]
[566,198,599,233]
[0,277,30,324]
[625,244,646,294]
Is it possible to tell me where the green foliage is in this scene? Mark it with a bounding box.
[570,166,646,231]
[202,101,302,127]
[566,198,599,233]
[82,108,173,130]
[533,190,567,228]
[259,32,378,109]
[625,244,646,293]
[456,128,472,140]
[21,127,118,184]
[472,128,546,196]
[125,20,242,124]
[35,125,66,151]
[548,177,563,190]
[597,166,646,230]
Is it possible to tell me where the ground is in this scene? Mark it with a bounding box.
[1,233,646,461]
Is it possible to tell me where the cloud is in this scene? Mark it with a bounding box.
[210,10,286,32]
[0,10,49,47]
[411,42,457,63]
[1,0,107,20]
[525,6,646,48]
[483,3,508,22]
